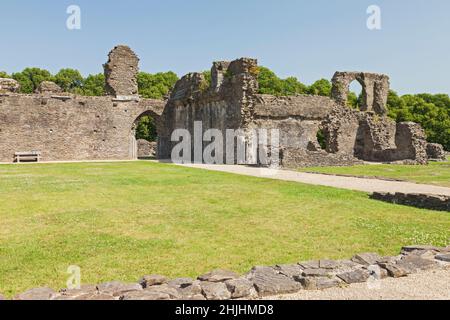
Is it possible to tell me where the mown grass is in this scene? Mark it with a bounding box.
[0,161,449,297]
[299,159,450,188]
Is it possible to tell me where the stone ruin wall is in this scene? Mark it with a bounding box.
[160,58,259,161]
[0,45,165,163]
[0,45,439,166]
[146,57,432,167]
[0,93,164,162]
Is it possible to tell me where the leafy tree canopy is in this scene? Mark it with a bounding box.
[135,115,158,142]
[12,68,54,93]
[138,71,179,99]
[387,90,450,150]
[55,68,84,92]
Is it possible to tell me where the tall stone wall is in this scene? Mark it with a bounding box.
[0,93,164,162]
[104,45,139,98]
[0,45,434,166]
[160,58,259,161]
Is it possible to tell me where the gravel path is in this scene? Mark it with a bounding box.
[263,268,450,300]
[177,163,450,196]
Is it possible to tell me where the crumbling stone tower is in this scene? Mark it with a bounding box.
[331,72,390,115]
[104,45,139,98]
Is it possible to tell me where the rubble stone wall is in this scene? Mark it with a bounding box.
[0,45,435,166]
[371,192,450,212]
[160,58,259,161]
[0,93,164,162]
[6,244,449,300]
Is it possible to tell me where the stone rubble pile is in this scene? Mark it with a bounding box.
[5,245,449,300]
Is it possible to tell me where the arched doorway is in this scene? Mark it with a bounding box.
[131,111,161,160]
[348,80,363,110]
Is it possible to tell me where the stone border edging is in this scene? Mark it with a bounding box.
[3,244,449,300]
[371,192,450,212]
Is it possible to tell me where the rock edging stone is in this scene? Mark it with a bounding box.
[3,244,449,300]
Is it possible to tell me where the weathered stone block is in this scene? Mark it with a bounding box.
[246,266,302,296]
[302,268,331,277]
[139,274,168,288]
[298,277,342,290]
[378,263,409,278]
[200,282,231,300]
[337,269,370,284]
[225,278,257,299]
[198,269,239,283]
[14,287,56,300]
[96,281,142,296]
[351,253,382,266]
[274,264,304,278]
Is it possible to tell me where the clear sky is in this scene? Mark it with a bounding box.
[0,0,449,94]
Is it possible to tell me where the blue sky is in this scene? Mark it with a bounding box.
[0,0,449,94]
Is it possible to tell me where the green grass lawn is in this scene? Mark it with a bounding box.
[0,161,449,297]
[299,159,450,188]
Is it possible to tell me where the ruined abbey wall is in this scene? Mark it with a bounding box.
[0,45,436,166]
[160,58,259,161]
[0,94,164,162]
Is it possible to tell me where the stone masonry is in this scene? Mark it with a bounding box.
[104,45,139,98]
[5,244,449,300]
[0,45,443,166]
[0,46,163,162]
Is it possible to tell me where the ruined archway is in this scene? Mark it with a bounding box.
[331,71,390,115]
[131,110,162,159]
[348,80,363,110]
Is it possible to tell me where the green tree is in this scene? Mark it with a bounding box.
[77,73,105,96]
[307,79,332,97]
[0,71,10,78]
[135,115,157,142]
[55,68,83,92]
[138,71,179,99]
[387,91,450,150]
[12,68,54,93]
[258,66,307,96]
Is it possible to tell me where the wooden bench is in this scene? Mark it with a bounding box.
[14,151,41,163]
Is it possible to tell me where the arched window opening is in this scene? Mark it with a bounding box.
[348,80,363,110]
